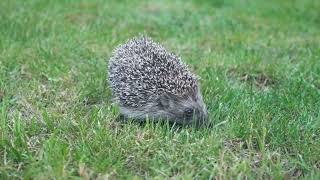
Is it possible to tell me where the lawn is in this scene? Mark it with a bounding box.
[0,0,320,179]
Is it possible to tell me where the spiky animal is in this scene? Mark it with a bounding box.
[108,36,207,125]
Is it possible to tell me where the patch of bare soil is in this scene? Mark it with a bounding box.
[227,67,276,89]
[239,73,275,88]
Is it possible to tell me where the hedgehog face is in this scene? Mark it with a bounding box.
[118,91,208,126]
[157,91,208,126]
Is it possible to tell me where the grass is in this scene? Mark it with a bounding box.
[0,0,320,179]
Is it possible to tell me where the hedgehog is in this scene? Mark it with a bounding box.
[108,36,208,125]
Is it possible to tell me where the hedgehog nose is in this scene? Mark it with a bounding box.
[195,112,208,127]
[200,110,209,125]
[201,107,208,120]
[203,113,208,122]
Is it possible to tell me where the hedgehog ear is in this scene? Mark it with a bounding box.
[158,93,171,110]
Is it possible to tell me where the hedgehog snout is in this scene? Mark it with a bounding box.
[179,95,208,125]
[195,102,208,125]
[156,93,206,125]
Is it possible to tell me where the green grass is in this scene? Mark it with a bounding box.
[0,0,320,179]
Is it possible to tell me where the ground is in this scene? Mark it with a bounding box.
[0,0,320,179]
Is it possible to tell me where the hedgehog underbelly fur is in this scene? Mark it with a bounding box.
[108,36,208,124]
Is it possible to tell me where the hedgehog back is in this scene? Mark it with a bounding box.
[108,37,198,108]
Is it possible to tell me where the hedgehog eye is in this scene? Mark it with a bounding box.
[185,108,194,117]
